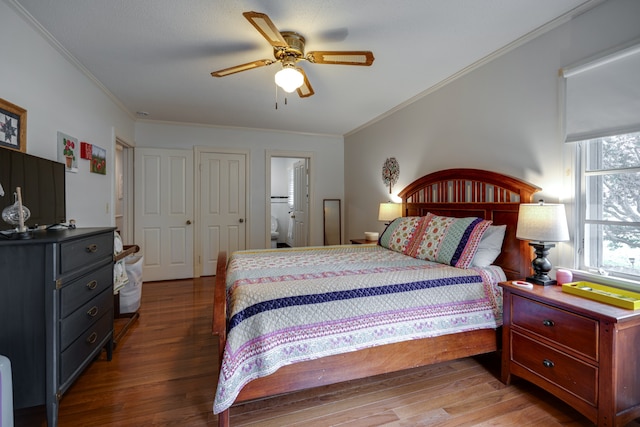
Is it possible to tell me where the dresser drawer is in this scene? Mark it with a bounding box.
[60,263,113,318]
[60,287,113,351]
[60,232,113,274]
[512,294,598,360]
[60,311,113,385]
[511,331,597,406]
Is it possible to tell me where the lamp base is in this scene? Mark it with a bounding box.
[0,230,32,240]
[527,242,556,286]
[525,275,557,286]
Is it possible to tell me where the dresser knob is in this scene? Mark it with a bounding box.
[86,332,98,345]
[86,244,98,253]
[542,319,555,327]
[542,359,555,368]
[87,306,99,317]
[86,280,98,290]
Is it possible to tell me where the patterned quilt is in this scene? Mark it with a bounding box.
[213,244,505,413]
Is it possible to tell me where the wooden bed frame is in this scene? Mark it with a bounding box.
[212,168,540,426]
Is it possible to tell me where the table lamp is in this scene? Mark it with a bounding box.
[516,201,570,285]
[378,202,402,226]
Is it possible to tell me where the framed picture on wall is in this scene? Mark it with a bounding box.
[57,131,78,173]
[0,98,27,152]
[91,144,107,175]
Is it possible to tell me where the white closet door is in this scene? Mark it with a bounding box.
[134,148,193,281]
[199,151,246,276]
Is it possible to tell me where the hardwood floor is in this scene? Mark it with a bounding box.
[14,278,640,426]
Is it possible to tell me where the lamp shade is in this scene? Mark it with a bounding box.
[516,202,570,242]
[275,67,304,93]
[378,202,402,222]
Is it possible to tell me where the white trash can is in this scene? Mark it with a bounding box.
[120,255,143,314]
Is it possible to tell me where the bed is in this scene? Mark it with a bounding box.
[212,168,540,426]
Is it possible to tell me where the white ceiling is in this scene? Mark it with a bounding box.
[12,0,598,136]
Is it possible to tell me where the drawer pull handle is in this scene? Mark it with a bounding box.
[542,359,555,368]
[86,280,98,290]
[86,244,98,253]
[542,319,555,327]
[86,332,98,345]
[87,306,99,317]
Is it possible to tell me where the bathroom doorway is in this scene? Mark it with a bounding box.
[266,151,313,249]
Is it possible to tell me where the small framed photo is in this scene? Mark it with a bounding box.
[0,98,27,152]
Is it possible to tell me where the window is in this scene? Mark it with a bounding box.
[287,166,294,210]
[577,133,640,280]
[563,41,640,285]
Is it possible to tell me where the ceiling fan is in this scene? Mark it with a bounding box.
[211,11,375,98]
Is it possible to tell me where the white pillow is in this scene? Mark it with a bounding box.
[471,225,506,267]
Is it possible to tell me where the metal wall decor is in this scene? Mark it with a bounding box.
[382,157,399,194]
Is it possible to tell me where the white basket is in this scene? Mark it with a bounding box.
[120,255,143,314]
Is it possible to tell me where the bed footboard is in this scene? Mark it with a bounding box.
[212,251,228,351]
[212,251,230,426]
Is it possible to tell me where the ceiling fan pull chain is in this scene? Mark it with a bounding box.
[273,84,290,109]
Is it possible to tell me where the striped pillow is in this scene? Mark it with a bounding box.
[379,216,427,254]
[379,214,492,268]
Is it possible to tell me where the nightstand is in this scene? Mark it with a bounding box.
[350,239,378,245]
[499,281,640,426]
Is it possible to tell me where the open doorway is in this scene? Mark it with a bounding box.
[266,151,313,249]
[114,138,134,244]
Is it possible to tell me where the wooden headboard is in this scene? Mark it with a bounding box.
[397,168,540,280]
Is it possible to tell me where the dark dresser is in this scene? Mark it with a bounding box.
[0,227,115,427]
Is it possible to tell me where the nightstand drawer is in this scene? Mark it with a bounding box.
[511,331,597,406]
[512,294,598,360]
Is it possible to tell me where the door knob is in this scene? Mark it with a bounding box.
[239,218,244,223]
[291,215,296,219]
[186,220,192,225]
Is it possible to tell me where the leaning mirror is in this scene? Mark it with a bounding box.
[323,199,341,245]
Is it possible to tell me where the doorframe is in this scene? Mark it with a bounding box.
[194,146,251,278]
[265,150,314,249]
[115,136,134,244]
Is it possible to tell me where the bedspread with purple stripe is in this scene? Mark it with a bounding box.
[213,245,505,413]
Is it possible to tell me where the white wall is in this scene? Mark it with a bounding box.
[344,0,640,253]
[271,157,294,198]
[134,122,344,249]
[1,2,134,228]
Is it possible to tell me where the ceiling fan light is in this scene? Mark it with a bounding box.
[275,67,304,93]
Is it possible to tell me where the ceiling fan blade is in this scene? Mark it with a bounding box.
[306,51,375,66]
[211,59,274,77]
[243,11,288,48]
[296,68,314,98]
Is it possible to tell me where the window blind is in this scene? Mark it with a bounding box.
[562,41,640,142]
